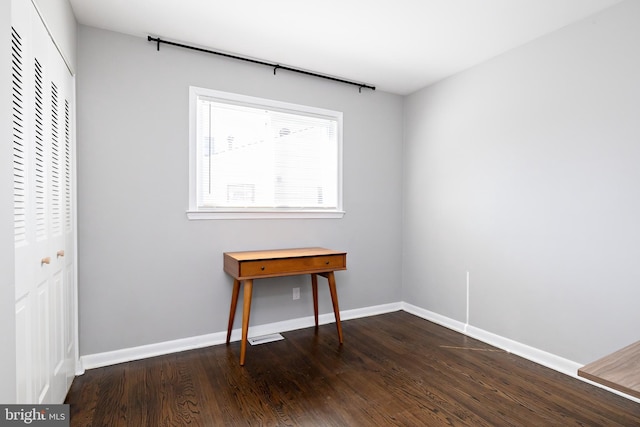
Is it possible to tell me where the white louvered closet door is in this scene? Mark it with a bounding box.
[12,0,76,404]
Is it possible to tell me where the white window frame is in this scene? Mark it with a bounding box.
[187,87,345,220]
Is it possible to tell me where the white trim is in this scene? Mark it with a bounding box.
[78,301,639,403]
[81,330,227,371]
[71,71,81,378]
[186,210,345,220]
[188,86,344,220]
[465,325,581,376]
[80,302,400,371]
[402,302,579,374]
[401,302,640,404]
[29,0,75,76]
[402,302,468,333]
[341,302,402,319]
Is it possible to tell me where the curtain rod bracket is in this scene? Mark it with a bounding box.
[147,36,376,93]
[148,36,161,51]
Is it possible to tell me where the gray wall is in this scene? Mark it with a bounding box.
[76,26,404,356]
[403,0,640,364]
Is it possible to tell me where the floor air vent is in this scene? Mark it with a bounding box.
[248,333,285,345]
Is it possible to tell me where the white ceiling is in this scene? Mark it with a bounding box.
[69,0,622,95]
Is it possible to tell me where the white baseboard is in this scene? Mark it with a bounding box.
[79,300,638,403]
[401,302,581,376]
[79,329,228,372]
[80,302,402,371]
[401,302,640,404]
[401,302,467,334]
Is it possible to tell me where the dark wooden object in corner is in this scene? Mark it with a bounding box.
[578,340,640,399]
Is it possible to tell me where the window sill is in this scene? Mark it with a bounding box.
[186,210,346,220]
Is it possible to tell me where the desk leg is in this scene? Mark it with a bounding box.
[325,272,343,344]
[311,274,319,327]
[226,279,241,344]
[240,279,253,366]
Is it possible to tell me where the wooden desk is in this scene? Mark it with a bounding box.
[224,247,347,365]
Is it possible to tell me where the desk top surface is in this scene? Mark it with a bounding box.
[224,247,346,262]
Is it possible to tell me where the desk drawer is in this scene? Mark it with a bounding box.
[240,254,346,278]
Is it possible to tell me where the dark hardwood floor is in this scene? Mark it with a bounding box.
[65,311,640,426]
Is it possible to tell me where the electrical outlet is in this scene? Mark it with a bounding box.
[293,287,300,300]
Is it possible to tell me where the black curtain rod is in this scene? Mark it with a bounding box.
[147,36,376,92]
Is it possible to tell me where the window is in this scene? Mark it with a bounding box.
[188,87,344,219]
